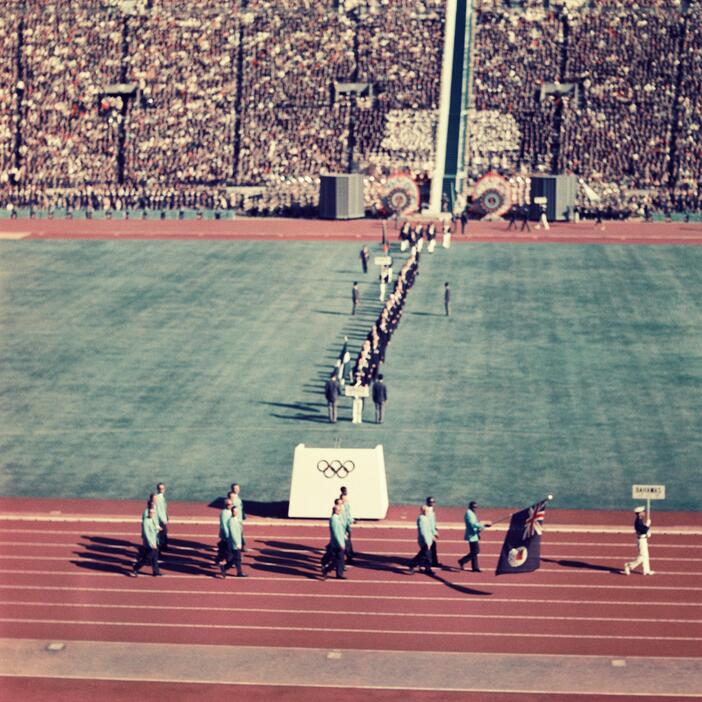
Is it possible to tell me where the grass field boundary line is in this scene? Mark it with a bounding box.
[1,585,698,607]
[2,617,701,642]
[3,600,699,625]
[0,514,700,536]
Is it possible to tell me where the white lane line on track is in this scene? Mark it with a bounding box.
[2,617,701,642]
[0,537,699,549]
[2,569,701,591]
[1,673,700,698]
[0,555,699,577]
[2,601,699,625]
[0,528,697,544]
[1,542,699,563]
[1,584,698,607]
[1,516,699,536]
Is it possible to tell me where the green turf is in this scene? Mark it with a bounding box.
[0,238,700,510]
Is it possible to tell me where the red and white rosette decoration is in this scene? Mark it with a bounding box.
[382,172,420,215]
[473,172,513,218]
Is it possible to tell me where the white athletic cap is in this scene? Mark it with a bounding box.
[634,506,646,514]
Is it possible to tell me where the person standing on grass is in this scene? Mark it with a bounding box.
[372,373,387,423]
[154,482,168,551]
[215,497,233,564]
[444,282,451,317]
[219,505,247,578]
[324,371,340,423]
[360,245,370,274]
[408,504,434,575]
[623,506,654,576]
[379,268,389,301]
[458,501,492,572]
[352,281,360,315]
[129,504,161,577]
[322,502,347,580]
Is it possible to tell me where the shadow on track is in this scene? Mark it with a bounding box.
[74,534,220,577]
[206,499,289,518]
[426,570,492,596]
[542,557,623,574]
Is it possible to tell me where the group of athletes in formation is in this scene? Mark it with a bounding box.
[129,483,656,579]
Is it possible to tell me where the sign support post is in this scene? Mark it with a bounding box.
[631,484,666,519]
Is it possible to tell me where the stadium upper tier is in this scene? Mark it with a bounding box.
[0,0,701,214]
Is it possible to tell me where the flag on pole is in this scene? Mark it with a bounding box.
[495,499,548,575]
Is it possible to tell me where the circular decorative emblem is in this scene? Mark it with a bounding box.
[473,172,512,216]
[382,172,420,215]
[316,460,355,479]
[507,546,528,568]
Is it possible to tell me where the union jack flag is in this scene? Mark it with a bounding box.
[522,500,547,540]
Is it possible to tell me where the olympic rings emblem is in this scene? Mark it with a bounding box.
[317,460,355,479]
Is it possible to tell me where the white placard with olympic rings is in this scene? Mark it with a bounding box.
[289,444,388,519]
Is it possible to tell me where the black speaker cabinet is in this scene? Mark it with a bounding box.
[319,174,365,220]
[530,175,577,221]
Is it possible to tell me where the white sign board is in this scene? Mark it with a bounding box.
[374,256,392,266]
[344,385,369,398]
[289,444,388,519]
[632,484,666,500]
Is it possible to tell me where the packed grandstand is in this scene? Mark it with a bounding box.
[0,0,701,218]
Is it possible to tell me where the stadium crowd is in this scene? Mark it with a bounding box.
[1,0,702,216]
[123,3,240,186]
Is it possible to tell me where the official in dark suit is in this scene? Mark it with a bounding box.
[360,246,369,274]
[372,374,387,423]
[352,281,360,315]
[444,282,451,317]
[324,372,340,423]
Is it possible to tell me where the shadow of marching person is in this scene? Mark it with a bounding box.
[350,551,412,576]
[424,570,493,597]
[71,546,135,576]
[541,557,622,574]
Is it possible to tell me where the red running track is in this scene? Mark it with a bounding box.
[0,514,700,658]
[1,215,701,244]
[0,677,691,702]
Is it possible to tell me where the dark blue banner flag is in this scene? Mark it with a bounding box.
[495,500,548,576]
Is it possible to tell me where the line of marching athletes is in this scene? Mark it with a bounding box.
[127,486,655,580]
